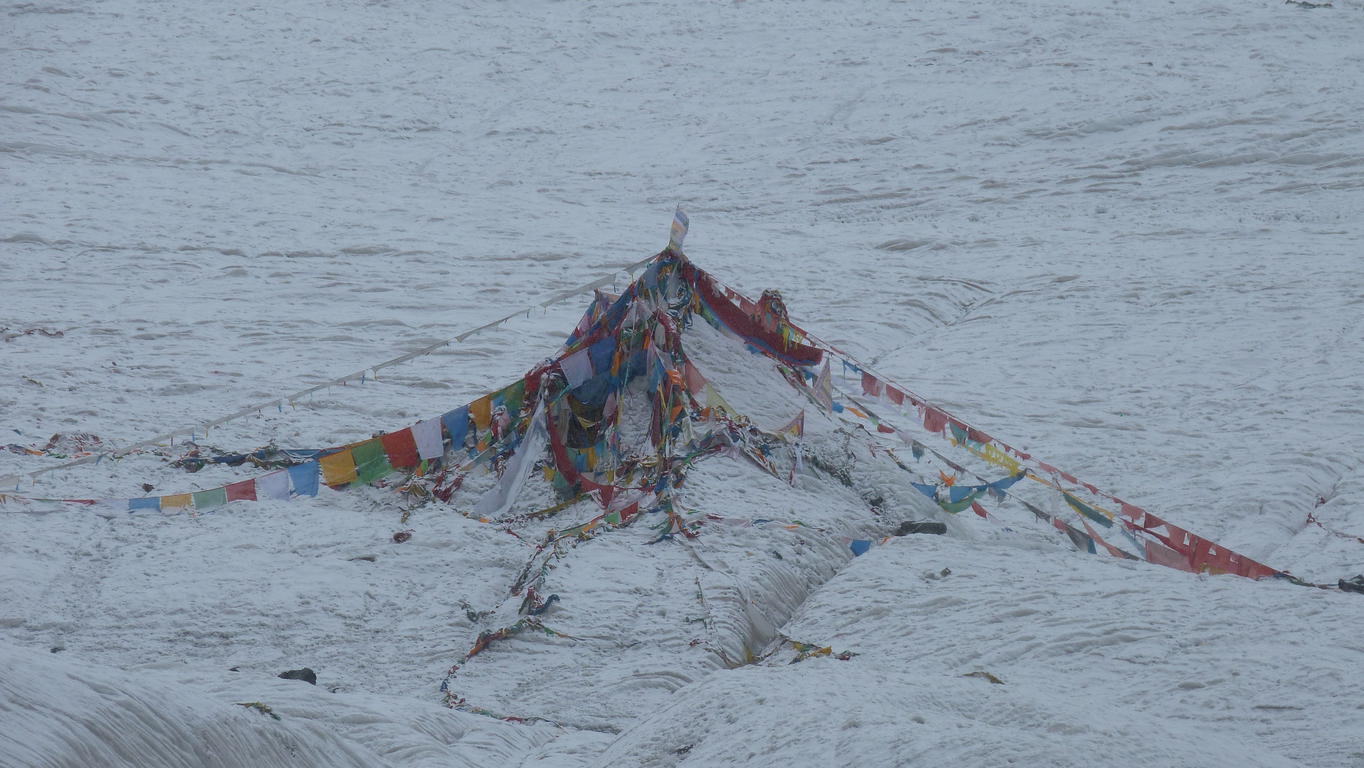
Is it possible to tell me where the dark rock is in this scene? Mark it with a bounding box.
[1339,575,1364,594]
[896,520,947,536]
[393,530,412,543]
[278,667,316,685]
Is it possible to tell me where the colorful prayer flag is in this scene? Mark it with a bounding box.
[352,439,393,485]
[289,461,321,496]
[380,428,420,469]
[225,479,257,502]
[192,487,227,510]
[471,395,493,432]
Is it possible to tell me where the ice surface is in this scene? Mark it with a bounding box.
[3,0,1363,765]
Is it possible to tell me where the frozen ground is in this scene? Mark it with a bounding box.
[3,0,1363,765]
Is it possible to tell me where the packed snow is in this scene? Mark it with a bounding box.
[3,0,1363,766]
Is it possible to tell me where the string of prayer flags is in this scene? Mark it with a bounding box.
[707,267,1287,582]
[6,235,1293,591]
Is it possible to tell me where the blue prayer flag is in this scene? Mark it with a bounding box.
[443,406,469,450]
[289,461,320,497]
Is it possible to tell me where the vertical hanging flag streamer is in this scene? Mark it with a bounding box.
[669,207,689,253]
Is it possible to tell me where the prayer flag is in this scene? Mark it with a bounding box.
[319,450,357,488]
[500,379,527,417]
[413,417,444,460]
[923,407,949,434]
[861,372,882,397]
[589,337,616,375]
[289,461,320,496]
[1063,492,1112,528]
[226,479,256,502]
[129,497,160,512]
[669,207,689,251]
[257,471,290,500]
[192,487,227,510]
[444,406,471,452]
[380,428,420,469]
[352,439,393,485]
[561,349,593,389]
[471,395,493,431]
[813,360,833,412]
[162,493,192,509]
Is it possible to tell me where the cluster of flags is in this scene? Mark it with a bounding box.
[0,232,1288,582]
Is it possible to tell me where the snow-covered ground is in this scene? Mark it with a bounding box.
[3,0,1363,765]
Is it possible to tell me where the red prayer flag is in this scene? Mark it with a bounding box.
[922,407,949,434]
[861,372,882,397]
[381,428,421,469]
[886,386,905,406]
[1144,538,1195,572]
[226,479,257,502]
[971,501,988,518]
[1082,519,1130,559]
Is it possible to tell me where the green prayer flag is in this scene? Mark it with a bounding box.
[192,487,228,510]
[500,379,527,416]
[949,423,970,445]
[938,488,984,514]
[352,438,394,485]
[1063,493,1113,528]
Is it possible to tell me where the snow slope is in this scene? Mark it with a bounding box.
[3,0,1363,765]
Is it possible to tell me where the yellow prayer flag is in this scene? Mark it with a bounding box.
[471,396,492,431]
[320,449,358,487]
[975,443,1022,475]
[161,493,192,509]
